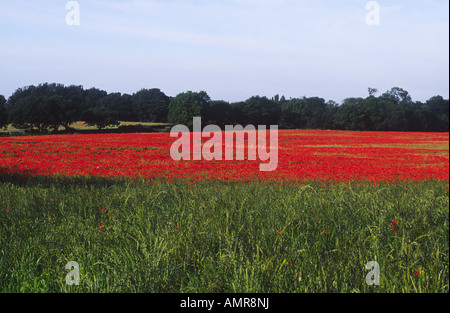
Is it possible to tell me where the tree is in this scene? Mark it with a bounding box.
[203,100,232,127]
[83,87,108,115]
[6,83,83,132]
[62,84,85,122]
[82,106,120,130]
[8,95,48,132]
[368,88,378,97]
[3,83,449,133]
[42,95,80,132]
[334,98,367,130]
[423,96,449,132]
[168,91,210,128]
[240,96,280,126]
[382,87,412,106]
[109,93,134,122]
[404,101,427,132]
[364,95,385,131]
[384,100,407,131]
[280,98,307,129]
[132,88,170,123]
[6,85,37,111]
[303,97,327,129]
[323,100,339,130]
[0,95,7,129]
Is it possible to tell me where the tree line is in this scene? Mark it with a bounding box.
[0,83,448,133]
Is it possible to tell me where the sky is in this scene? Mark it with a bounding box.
[0,0,448,103]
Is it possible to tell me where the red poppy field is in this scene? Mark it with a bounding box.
[0,130,448,294]
[0,130,448,182]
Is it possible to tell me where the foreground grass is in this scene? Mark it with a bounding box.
[0,176,448,293]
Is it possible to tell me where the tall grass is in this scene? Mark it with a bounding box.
[0,176,448,293]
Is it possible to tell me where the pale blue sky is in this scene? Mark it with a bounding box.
[0,0,448,103]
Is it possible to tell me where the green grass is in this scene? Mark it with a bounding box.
[0,176,448,293]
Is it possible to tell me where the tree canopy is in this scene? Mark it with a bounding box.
[1,83,448,133]
[0,95,7,130]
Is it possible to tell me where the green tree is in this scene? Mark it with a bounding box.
[204,100,232,127]
[132,88,170,123]
[424,96,449,132]
[240,96,280,126]
[83,87,108,115]
[8,95,47,132]
[42,95,79,132]
[382,87,412,106]
[280,98,307,129]
[6,85,37,111]
[364,96,385,130]
[404,101,427,131]
[0,95,7,129]
[368,87,378,97]
[333,98,367,130]
[384,101,407,131]
[82,106,120,130]
[62,84,85,122]
[168,91,210,128]
[303,97,327,129]
[7,83,83,132]
[323,100,339,130]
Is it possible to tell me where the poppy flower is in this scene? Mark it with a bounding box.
[392,220,397,225]
[6,207,10,211]
[0,131,447,182]
[98,224,105,230]
[288,262,294,267]
[414,270,419,276]
[323,230,328,234]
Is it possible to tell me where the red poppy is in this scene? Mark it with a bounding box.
[6,207,10,211]
[98,224,105,230]
[393,230,398,235]
[0,131,447,183]
[277,231,282,236]
[323,230,328,234]
[392,220,398,225]
[288,262,294,267]
[414,270,419,276]
[390,224,395,228]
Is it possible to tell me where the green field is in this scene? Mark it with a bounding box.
[0,176,448,293]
